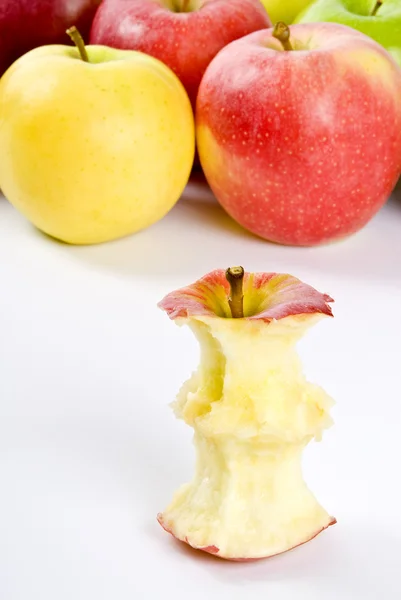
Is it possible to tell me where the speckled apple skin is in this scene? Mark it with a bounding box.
[196,23,401,246]
[90,0,271,108]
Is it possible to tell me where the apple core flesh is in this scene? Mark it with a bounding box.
[196,23,401,246]
[158,269,335,561]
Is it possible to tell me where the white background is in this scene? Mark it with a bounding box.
[1,179,400,600]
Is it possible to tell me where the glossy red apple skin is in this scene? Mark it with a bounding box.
[0,0,101,77]
[157,513,337,561]
[159,268,333,321]
[196,23,401,246]
[90,0,271,108]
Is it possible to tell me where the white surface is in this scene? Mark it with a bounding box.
[1,180,401,600]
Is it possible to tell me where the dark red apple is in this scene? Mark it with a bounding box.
[0,0,102,77]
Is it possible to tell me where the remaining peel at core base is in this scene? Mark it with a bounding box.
[158,269,336,561]
[158,513,337,561]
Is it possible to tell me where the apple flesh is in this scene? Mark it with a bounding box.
[90,0,271,108]
[196,22,401,246]
[158,269,336,561]
[295,0,401,66]
[0,0,102,77]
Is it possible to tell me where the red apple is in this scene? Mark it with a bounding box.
[157,268,336,561]
[89,0,271,108]
[0,0,102,77]
[196,22,401,246]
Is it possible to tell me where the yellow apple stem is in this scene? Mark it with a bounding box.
[272,22,293,52]
[225,266,244,318]
[66,26,89,62]
[371,0,382,16]
[182,0,191,11]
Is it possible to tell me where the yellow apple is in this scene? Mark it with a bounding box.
[0,34,195,244]
[261,0,316,24]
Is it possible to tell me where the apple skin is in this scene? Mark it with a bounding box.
[159,268,334,321]
[196,23,401,246]
[90,0,271,108]
[0,45,195,245]
[158,512,337,561]
[0,0,102,77]
[295,0,401,66]
[260,0,316,24]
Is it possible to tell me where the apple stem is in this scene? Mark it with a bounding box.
[272,22,293,52]
[371,0,382,16]
[66,26,89,62]
[174,0,190,11]
[226,267,245,319]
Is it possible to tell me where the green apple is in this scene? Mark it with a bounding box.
[295,0,401,66]
[0,28,195,244]
[261,0,316,24]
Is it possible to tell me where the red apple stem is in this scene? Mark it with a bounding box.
[66,26,89,62]
[371,1,382,16]
[225,266,245,319]
[272,22,293,52]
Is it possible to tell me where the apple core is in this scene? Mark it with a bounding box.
[158,268,336,560]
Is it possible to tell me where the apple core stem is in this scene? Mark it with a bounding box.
[371,0,382,16]
[182,0,190,11]
[66,26,89,62]
[226,266,245,318]
[272,22,293,52]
